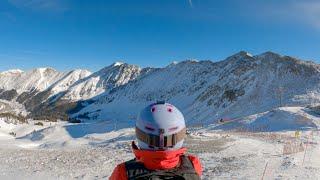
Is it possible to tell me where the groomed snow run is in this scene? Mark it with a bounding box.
[0,106,319,179]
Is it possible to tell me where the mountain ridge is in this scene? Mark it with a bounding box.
[0,51,319,124]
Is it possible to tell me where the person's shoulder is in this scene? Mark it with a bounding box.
[186,154,203,177]
[109,162,127,180]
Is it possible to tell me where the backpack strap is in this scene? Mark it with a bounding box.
[178,155,201,176]
[124,155,200,180]
[124,159,152,180]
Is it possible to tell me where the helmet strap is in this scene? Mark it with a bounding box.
[159,128,165,149]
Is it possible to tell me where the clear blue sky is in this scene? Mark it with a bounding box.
[0,0,320,72]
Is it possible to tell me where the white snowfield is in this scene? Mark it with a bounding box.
[0,106,319,179]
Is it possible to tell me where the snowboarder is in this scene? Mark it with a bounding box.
[110,101,202,179]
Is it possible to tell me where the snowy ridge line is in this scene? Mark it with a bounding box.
[1,51,320,125]
[73,51,320,125]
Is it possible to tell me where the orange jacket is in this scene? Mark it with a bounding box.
[110,142,202,180]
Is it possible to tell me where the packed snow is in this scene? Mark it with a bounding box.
[0,106,319,179]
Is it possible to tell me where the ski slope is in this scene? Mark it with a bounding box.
[0,106,319,179]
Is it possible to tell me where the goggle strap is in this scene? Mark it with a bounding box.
[135,127,186,148]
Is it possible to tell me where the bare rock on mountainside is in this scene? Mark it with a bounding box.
[0,89,18,101]
[0,112,27,124]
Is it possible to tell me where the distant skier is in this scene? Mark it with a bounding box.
[110,101,202,179]
[219,118,224,123]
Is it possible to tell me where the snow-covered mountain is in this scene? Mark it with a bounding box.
[48,69,92,97]
[0,62,144,120]
[0,67,64,94]
[61,62,141,101]
[75,51,320,125]
[1,51,320,124]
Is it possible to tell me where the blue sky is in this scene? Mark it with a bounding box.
[0,0,320,72]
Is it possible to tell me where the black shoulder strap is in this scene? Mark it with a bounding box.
[180,155,194,169]
[124,156,200,180]
[178,155,201,175]
[125,159,152,180]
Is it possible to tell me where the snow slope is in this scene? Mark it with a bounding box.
[61,62,142,101]
[0,106,319,179]
[74,52,320,129]
[210,106,319,132]
[48,69,92,98]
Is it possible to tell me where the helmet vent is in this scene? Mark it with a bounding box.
[169,126,178,132]
[145,126,155,131]
[167,108,172,112]
[156,100,166,104]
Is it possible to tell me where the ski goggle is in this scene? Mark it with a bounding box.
[135,127,186,149]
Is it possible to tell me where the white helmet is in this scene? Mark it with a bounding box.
[136,101,186,150]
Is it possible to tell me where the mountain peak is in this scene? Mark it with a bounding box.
[112,61,124,67]
[171,61,178,65]
[256,51,281,59]
[0,69,24,75]
[233,51,253,58]
[34,67,56,73]
[166,61,179,68]
[179,59,199,64]
[225,51,254,62]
